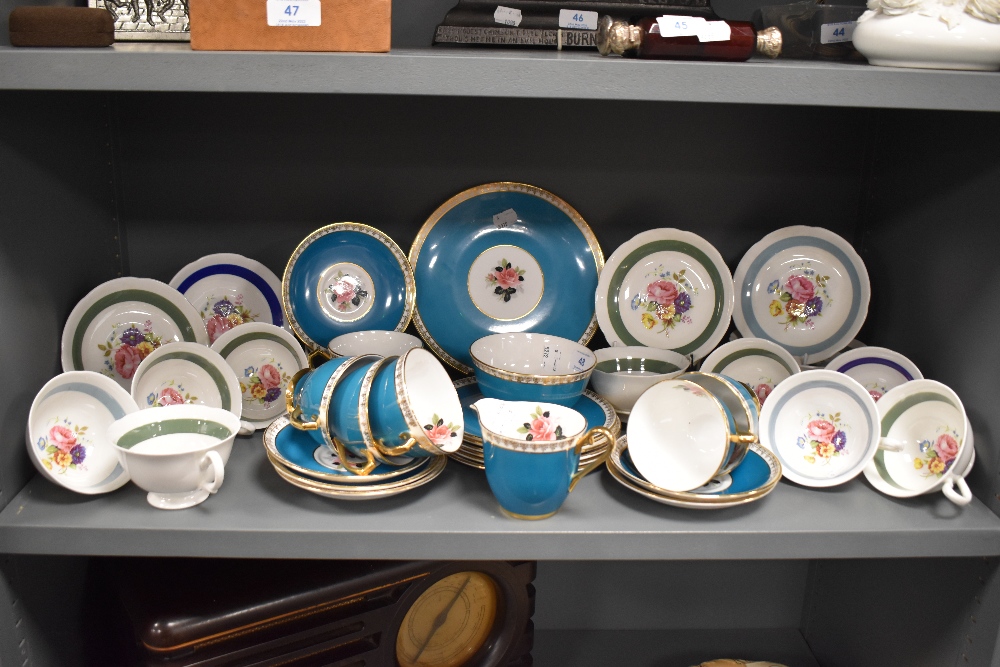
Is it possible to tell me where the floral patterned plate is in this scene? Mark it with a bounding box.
[210,323,308,431]
[283,223,415,353]
[27,371,138,494]
[699,337,801,406]
[170,253,288,344]
[410,183,603,373]
[758,369,879,487]
[732,226,870,365]
[61,277,209,391]
[596,229,733,362]
[130,342,243,420]
[824,346,922,403]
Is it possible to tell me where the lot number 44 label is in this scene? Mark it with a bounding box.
[267,0,321,26]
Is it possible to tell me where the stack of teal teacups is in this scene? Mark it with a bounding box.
[284,347,463,476]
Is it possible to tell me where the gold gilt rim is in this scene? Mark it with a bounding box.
[316,354,381,456]
[408,182,605,374]
[609,435,782,504]
[469,350,595,386]
[358,356,396,463]
[270,453,447,497]
[282,222,417,353]
[395,348,459,455]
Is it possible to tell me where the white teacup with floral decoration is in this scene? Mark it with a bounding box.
[864,380,973,506]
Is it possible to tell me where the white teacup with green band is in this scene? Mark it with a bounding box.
[864,379,973,506]
[107,404,240,510]
[589,346,690,415]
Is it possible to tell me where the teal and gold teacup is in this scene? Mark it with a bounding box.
[319,355,382,475]
[283,356,354,437]
[471,398,613,520]
[678,371,757,473]
[368,348,464,458]
[470,333,597,407]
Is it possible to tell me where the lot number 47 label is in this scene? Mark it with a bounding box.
[267,0,321,26]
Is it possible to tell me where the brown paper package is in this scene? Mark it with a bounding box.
[189,0,390,52]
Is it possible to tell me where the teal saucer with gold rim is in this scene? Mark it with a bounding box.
[410,183,603,374]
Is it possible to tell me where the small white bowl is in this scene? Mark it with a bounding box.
[327,330,423,358]
[589,346,690,414]
[131,342,242,419]
[107,404,240,509]
[27,371,139,494]
[759,370,880,488]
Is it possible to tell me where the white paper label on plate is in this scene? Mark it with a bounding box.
[558,9,598,30]
[655,15,706,37]
[698,20,731,42]
[820,21,856,44]
[494,5,523,26]
[493,208,519,229]
[266,0,321,26]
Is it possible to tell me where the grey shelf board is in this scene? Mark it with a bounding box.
[1,44,999,110]
[532,628,820,666]
[1,431,999,560]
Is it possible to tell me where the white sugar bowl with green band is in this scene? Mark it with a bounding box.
[470,333,597,407]
[107,404,240,509]
[864,380,973,506]
[589,346,690,415]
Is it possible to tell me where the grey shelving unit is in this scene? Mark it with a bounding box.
[2,0,1000,664]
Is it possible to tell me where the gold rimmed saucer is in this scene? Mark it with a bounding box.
[269,454,447,500]
[606,436,781,509]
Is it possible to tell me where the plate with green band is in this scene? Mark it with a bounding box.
[61,277,209,391]
[699,337,801,405]
[595,229,733,362]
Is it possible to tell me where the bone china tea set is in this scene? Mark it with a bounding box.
[28,183,975,516]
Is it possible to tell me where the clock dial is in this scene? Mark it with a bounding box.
[396,571,499,667]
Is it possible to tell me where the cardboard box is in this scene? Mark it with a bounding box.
[189,0,390,52]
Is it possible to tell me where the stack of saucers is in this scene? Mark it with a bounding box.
[607,435,782,509]
[263,416,446,500]
[448,377,621,472]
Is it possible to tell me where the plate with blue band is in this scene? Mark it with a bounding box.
[283,223,415,352]
[61,277,209,391]
[732,226,870,364]
[410,183,604,373]
[596,228,733,362]
[170,253,287,343]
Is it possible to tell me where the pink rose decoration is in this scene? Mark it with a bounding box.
[785,275,815,303]
[806,419,837,444]
[529,416,557,441]
[425,423,453,446]
[114,344,143,380]
[259,364,282,390]
[158,387,185,406]
[868,390,883,402]
[334,280,355,304]
[646,280,678,306]
[755,383,773,403]
[495,267,520,289]
[935,434,960,462]
[206,314,234,343]
[49,425,77,452]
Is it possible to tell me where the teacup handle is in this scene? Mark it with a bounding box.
[942,474,972,507]
[568,426,615,493]
[199,450,225,495]
[729,433,757,444]
[284,368,319,431]
[374,435,418,457]
[878,437,905,453]
[332,438,378,476]
[307,347,332,369]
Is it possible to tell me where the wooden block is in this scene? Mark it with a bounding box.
[189,0,390,52]
[9,7,114,48]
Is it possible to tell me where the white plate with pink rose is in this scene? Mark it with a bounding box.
[211,323,308,431]
[61,277,209,392]
[732,226,870,365]
[700,337,801,406]
[169,253,288,344]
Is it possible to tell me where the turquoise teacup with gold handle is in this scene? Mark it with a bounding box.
[471,398,613,520]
